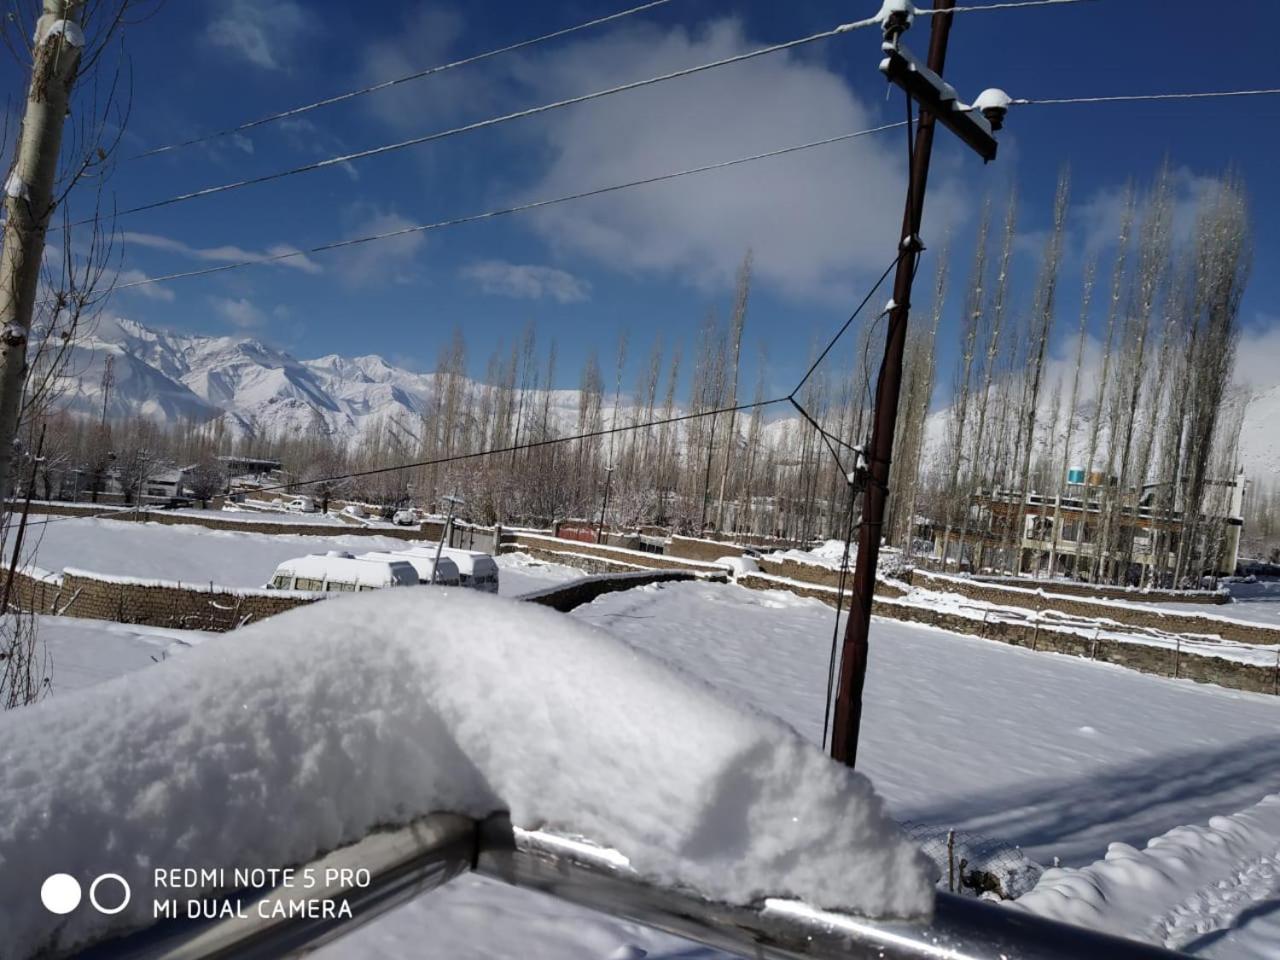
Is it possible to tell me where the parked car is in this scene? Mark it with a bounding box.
[392,508,420,526]
[340,503,368,519]
[285,496,317,514]
[266,552,417,592]
[358,550,461,586]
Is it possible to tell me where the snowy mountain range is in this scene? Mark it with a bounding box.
[52,318,593,443]
[52,317,1280,481]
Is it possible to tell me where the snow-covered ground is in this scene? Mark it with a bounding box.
[495,551,586,597]
[22,514,428,588]
[1019,792,1280,957]
[34,615,212,695]
[14,575,1280,958]
[0,590,927,959]
[19,516,580,598]
[1154,579,1280,629]
[570,581,1280,867]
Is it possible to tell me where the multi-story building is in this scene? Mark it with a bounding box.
[934,470,1247,583]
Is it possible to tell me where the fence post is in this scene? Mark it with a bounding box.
[1173,637,1182,680]
[1090,626,1100,661]
[947,830,956,893]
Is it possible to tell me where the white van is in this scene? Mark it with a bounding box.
[394,546,499,593]
[267,552,418,592]
[358,550,461,587]
[285,496,317,514]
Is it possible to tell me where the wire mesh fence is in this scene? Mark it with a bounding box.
[900,821,1044,900]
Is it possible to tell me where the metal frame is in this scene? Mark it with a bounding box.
[75,813,1183,960]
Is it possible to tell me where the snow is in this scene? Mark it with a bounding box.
[1017,793,1280,956]
[23,514,435,589]
[0,589,929,959]
[4,172,28,201]
[1153,579,1280,629]
[495,551,583,597]
[717,555,759,578]
[884,585,1280,667]
[919,569,1280,644]
[44,18,85,47]
[33,615,211,695]
[319,874,694,960]
[570,580,1280,866]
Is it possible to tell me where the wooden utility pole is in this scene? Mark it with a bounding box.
[0,1,86,499]
[832,0,999,767]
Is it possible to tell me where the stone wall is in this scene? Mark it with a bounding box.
[737,573,906,607]
[735,571,1277,697]
[21,502,438,541]
[504,533,730,574]
[666,535,745,563]
[10,568,320,631]
[910,570,1280,647]
[971,574,1229,606]
[521,570,707,612]
[756,557,847,589]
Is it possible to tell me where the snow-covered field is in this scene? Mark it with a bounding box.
[1154,579,1280,629]
[1,590,927,959]
[20,516,581,598]
[10,574,1280,958]
[34,616,213,695]
[570,581,1280,866]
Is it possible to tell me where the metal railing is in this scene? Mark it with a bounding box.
[77,813,1182,960]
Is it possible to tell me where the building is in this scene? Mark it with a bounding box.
[935,470,1248,584]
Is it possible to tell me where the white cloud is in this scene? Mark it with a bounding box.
[124,231,322,275]
[116,269,176,302]
[331,206,426,288]
[462,260,590,303]
[206,0,309,71]
[505,18,966,303]
[1073,167,1228,259]
[211,296,268,330]
[1235,317,1280,394]
[356,8,493,134]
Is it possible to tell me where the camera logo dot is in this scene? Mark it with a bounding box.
[40,874,82,915]
[89,874,131,915]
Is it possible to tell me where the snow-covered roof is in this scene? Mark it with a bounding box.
[272,554,417,588]
[402,545,497,577]
[358,551,460,584]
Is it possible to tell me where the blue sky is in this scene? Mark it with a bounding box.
[22,0,1280,399]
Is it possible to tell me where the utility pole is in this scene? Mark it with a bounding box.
[0,1,86,500]
[831,0,1003,767]
[431,493,464,584]
[597,464,614,544]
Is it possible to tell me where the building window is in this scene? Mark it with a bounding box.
[1062,521,1079,542]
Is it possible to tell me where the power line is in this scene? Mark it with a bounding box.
[21,245,907,525]
[792,252,904,398]
[229,398,793,497]
[93,122,907,298]
[65,13,888,230]
[127,0,682,161]
[1017,87,1280,106]
[921,0,1097,14]
[60,0,1115,231]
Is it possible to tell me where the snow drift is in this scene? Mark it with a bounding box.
[1017,793,1280,953]
[0,589,930,958]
